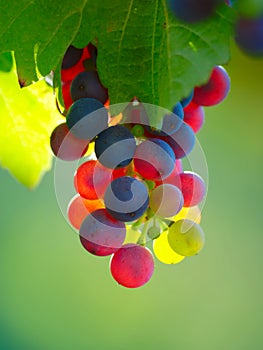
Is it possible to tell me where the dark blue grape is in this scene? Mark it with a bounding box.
[104,176,149,222]
[66,98,108,140]
[95,125,136,168]
[70,71,108,104]
[168,0,222,23]
[235,16,263,57]
[62,45,83,70]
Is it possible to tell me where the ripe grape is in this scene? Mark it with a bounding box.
[168,219,205,256]
[104,176,149,222]
[110,244,154,288]
[134,139,175,180]
[50,123,89,161]
[66,98,108,139]
[183,102,205,133]
[193,66,230,106]
[153,231,185,264]
[168,0,222,23]
[70,71,108,104]
[75,160,126,200]
[67,194,104,230]
[149,184,184,218]
[62,45,83,70]
[235,16,263,56]
[173,172,206,207]
[95,125,136,169]
[161,122,195,159]
[79,208,126,256]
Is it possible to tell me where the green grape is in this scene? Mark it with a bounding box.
[168,219,205,256]
[131,124,144,137]
[153,231,185,265]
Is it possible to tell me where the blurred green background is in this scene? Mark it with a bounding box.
[0,44,263,350]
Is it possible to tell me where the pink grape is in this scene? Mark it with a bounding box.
[110,244,154,288]
[79,209,126,256]
[193,66,230,106]
[183,102,205,133]
[67,194,104,230]
[74,160,126,200]
[50,123,89,161]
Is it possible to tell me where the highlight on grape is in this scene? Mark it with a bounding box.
[52,42,231,289]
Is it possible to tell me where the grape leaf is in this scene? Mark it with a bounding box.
[0,68,61,188]
[0,0,234,112]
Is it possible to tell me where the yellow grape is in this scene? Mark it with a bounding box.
[170,206,201,224]
[168,219,205,256]
[153,231,185,264]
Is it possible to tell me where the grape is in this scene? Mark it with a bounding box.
[172,206,201,224]
[153,231,185,264]
[180,90,194,108]
[168,219,205,256]
[161,122,195,159]
[70,71,108,105]
[149,184,184,218]
[95,125,136,169]
[62,45,83,70]
[172,172,206,207]
[66,98,108,140]
[50,123,89,161]
[75,160,126,200]
[110,244,154,288]
[79,208,126,256]
[172,102,184,120]
[67,194,104,230]
[134,139,175,180]
[235,16,263,57]
[155,160,182,187]
[193,66,230,106]
[183,102,205,133]
[104,176,149,222]
[168,0,222,23]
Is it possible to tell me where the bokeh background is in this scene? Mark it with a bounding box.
[0,43,263,350]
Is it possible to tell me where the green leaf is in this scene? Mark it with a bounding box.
[0,68,62,188]
[0,51,13,72]
[0,0,234,110]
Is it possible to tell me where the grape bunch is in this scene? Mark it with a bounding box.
[50,43,230,288]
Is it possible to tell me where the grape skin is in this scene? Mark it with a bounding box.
[62,45,83,70]
[235,16,263,57]
[104,176,149,222]
[153,231,185,265]
[66,98,108,140]
[70,71,108,105]
[67,194,104,230]
[149,184,184,218]
[95,125,136,169]
[110,244,154,288]
[168,0,222,23]
[134,138,175,180]
[193,66,230,106]
[79,208,126,256]
[168,219,205,256]
[50,123,89,161]
[183,102,205,133]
